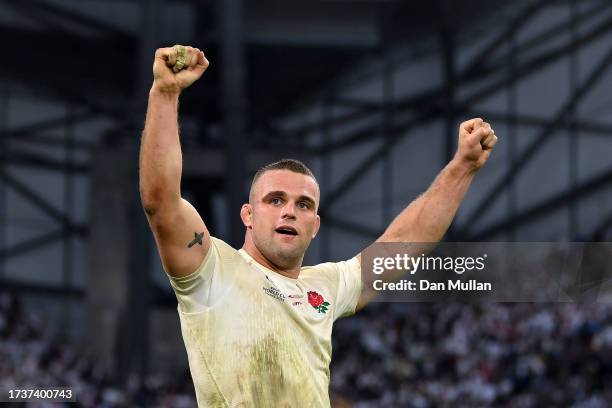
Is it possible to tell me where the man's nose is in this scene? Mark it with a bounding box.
[281,203,296,219]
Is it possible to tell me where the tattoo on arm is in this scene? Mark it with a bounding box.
[188,232,204,248]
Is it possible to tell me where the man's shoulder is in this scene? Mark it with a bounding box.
[301,257,360,277]
[209,236,246,265]
[209,236,234,251]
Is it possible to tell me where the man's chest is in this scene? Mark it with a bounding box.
[254,270,335,322]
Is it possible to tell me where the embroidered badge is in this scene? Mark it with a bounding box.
[307,291,330,314]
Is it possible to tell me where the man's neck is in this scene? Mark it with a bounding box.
[241,242,302,279]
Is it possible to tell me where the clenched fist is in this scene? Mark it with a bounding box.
[152,45,209,94]
[454,118,498,171]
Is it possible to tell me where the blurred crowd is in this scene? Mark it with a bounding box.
[0,293,196,408]
[2,291,611,407]
[331,302,612,407]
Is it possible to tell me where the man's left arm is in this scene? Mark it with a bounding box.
[355,117,498,309]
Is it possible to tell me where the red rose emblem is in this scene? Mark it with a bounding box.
[307,291,331,314]
[307,291,324,307]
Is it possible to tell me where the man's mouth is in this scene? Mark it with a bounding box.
[275,226,298,236]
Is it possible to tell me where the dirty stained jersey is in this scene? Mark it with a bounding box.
[167,237,362,407]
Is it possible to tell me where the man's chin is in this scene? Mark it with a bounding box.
[270,247,303,268]
[273,236,301,251]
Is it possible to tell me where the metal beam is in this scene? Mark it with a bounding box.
[7,134,96,151]
[3,149,91,173]
[1,109,96,143]
[461,41,612,236]
[320,132,399,211]
[381,47,394,227]
[469,165,612,240]
[0,88,7,277]
[591,209,612,240]
[322,213,380,239]
[476,0,612,80]
[439,2,456,164]
[320,99,332,261]
[506,33,518,241]
[568,0,580,239]
[288,0,550,137]
[63,104,76,290]
[2,1,57,32]
[460,0,553,79]
[296,1,612,146]
[283,0,514,115]
[461,109,612,137]
[26,0,134,41]
[220,0,247,247]
[320,11,612,211]
[439,4,612,106]
[440,1,457,237]
[0,26,133,125]
[313,9,612,158]
[243,0,380,48]
[120,0,160,383]
[330,98,380,110]
[0,228,68,261]
[0,168,86,234]
[0,278,84,299]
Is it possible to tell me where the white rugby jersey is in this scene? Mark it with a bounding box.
[167,237,361,407]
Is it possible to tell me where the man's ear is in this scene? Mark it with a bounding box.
[312,214,321,239]
[240,203,253,228]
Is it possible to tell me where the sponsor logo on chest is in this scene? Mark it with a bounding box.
[262,285,286,302]
[261,276,332,314]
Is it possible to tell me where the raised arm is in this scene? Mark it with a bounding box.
[357,118,498,307]
[139,45,211,278]
[377,118,496,243]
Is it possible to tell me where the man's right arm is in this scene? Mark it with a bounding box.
[139,46,211,278]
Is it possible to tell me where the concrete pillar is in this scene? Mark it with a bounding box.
[219,0,248,248]
[87,148,132,377]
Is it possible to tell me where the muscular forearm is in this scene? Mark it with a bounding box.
[378,158,476,243]
[356,119,497,309]
[139,87,182,210]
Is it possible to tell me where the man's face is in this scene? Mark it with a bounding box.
[243,169,320,269]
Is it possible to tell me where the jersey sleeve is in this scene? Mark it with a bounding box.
[165,237,219,314]
[332,256,363,320]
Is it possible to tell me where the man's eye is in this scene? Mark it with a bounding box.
[298,202,309,209]
[271,198,282,205]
